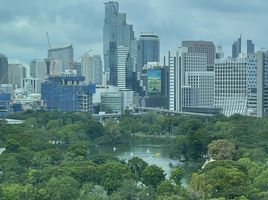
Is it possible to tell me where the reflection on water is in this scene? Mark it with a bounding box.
[90,138,198,186]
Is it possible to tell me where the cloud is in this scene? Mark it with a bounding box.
[0,0,267,65]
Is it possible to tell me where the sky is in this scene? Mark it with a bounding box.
[1,0,268,66]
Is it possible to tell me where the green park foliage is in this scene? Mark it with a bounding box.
[0,111,268,199]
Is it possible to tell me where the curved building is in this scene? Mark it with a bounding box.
[137,32,160,73]
[47,44,73,73]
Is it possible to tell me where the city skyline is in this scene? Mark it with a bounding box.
[0,0,268,66]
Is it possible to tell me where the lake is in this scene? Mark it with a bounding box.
[90,137,199,186]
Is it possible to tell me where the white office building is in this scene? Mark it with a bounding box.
[214,54,257,116]
[81,54,103,84]
[8,64,27,88]
[30,59,48,81]
[168,47,215,111]
[117,46,129,89]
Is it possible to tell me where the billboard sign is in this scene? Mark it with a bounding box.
[147,69,161,95]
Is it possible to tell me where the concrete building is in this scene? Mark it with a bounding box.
[30,59,48,81]
[137,32,160,74]
[21,78,41,94]
[0,54,8,84]
[117,46,129,89]
[0,92,12,117]
[8,64,27,88]
[247,40,255,56]
[41,75,95,112]
[166,51,177,111]
[182,41,216,71]
[232,35,242,58]
[103,1,134,85]
[168,46,215,113]
[256,51,268,117]
[81,54,103,84]
[100,89,134,114]
[214,54,257,116]
[47,44,73,72]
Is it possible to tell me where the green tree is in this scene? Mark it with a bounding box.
[188,173,211,200]
[118,179,141,200]
[141,165,166,188]
[46,176,80,200]
[170,167,184,185]
[128,157,148,178]
[205,165,248,199]
[5,139,20,153]
[208,139,235,160]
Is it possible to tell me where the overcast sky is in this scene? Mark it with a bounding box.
[1,0,268,66]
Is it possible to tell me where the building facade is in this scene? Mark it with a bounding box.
[41,75,96,112]
[214,55,257,116]
[137,32,160,74]
[247,40,255,56]
[117,46,129,89]
[103,1,134,85]
[8,64,27,88]
[167,46,215,113]
[256,51,268,117]
[30,59,48,81]
[47,44,73,73]
[182,41,215,71]
[0,54,8,84]
[232,36,242,58]
[81,54,103,84]
[22,78,41,94]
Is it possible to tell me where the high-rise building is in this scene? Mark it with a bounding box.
[30,59,48,81]
[182,41,216,71]
[167,51,177,111]
[256,51,268,117]
[117,46,129,89]
[214,54,257,116]
[137,32,160,74]
[8,64,27,87]
[103,1,134,85]
[41,75,96,112]
[47,44,73,73]
[247,40,255,56]
[216,43,224,59]
[232,35,242,58]
[0,54,8,84]
[81,54,103,84]
[168,46,215,112]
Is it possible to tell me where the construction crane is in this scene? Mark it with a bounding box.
[69,49,93,70]
[46,32,51,49]
[45,32,57,76]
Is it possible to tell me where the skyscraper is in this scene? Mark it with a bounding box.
[0,54,8,84]
[8,64,27,88]
[232,35,242,58]
[81,54,103,84]
[247,40,255,56]
[214,55,257,116]
[181,41,216,71]
[47,44,73,73]
[30,59,48,81]
[256,51,268,117]
[117,46,129,89]
[137,32,160,73]
[168,46,215,112]
[103,1,134,85]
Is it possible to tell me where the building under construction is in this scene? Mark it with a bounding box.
[41,75,96,112]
